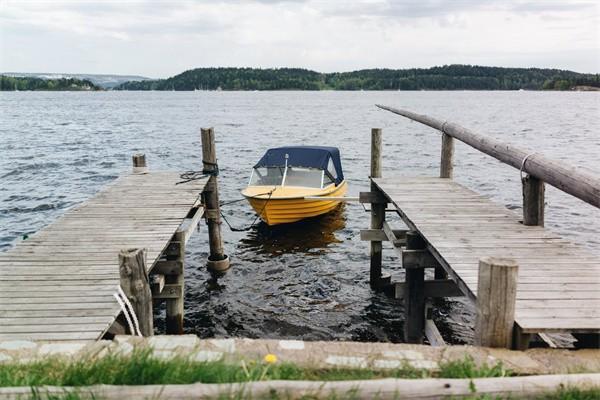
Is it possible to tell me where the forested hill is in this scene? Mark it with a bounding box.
[114,65,600,91]
[0,75,101,91]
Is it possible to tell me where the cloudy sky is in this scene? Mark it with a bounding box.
[1,0,598,78]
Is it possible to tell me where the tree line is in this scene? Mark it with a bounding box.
[0,75,102,91]
[114,65,600,91]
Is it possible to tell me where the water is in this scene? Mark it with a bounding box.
[1,91,599,344]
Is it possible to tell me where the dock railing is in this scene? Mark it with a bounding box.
[376,104,600,217]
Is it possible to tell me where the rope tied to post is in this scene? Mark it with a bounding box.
[220,188,276,232]
[176,160,220,184]
[202,159,219,177]
[113,286,142,337]
[176,171,210,185]
[519,152,537,182]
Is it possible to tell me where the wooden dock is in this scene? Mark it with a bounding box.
[0,128,230,341]
[0,171,208,341]
[363,106,600,349]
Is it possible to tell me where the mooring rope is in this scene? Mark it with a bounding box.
[220,188,276,232]
[113,287,142,337]
[520,152,537,181]
[176,171,210,185]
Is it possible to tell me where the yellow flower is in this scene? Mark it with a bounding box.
[263,353,278,364]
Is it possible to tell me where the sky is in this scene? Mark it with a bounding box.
[1,0,599,78]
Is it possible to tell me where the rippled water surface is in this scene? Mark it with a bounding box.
[1,91,599,343]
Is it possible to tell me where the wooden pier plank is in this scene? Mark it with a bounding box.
[373,176,600,335]
[0,172,208,341]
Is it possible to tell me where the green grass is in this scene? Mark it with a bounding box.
[0,351,514,387]
[438,356,509,379]
[3,352,597,400]
[0,349,425,387]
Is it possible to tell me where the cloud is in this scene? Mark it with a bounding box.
[0,0,598,75]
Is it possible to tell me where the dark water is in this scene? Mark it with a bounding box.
[1,91,599,344]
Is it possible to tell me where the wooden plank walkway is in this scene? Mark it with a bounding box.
[0,172,208,341]
[373,176,600,335]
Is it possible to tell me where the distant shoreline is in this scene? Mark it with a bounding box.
[2,65,599,92]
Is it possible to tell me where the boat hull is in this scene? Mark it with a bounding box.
[242,181,348,225]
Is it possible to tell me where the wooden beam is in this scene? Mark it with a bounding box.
[425,319,446,346]
[3,374,600,399]
[177,205,205,245]
[359,191,388,204]
[376,104,600,209]
[132,153,147,174]
[369,128,385,289]
[404,231,426,344]
[152,260,183,275]
[153,284,182,300]
[402,249,439,269]
[523,175,545,226]
[201,127,230,272]
[475,257,519,348]
[118,248,153,336]
[382,221,407,247]
[360,229,387,242]
[150,274,165,296]
[393,279,463,299]
[440,133,454,179]
[165,231,184,334]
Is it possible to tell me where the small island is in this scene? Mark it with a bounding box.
[0,75,102,91]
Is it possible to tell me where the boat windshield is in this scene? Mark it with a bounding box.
[250,167,285,186]
[249,166,327,188]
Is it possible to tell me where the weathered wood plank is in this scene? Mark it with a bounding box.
[0,171,208,341]
[373,176,600,336]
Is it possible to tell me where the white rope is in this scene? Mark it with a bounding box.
[118,286,143,337]
[520,152,537,181]
[113,291,137,336]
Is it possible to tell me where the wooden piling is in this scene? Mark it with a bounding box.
[403,231,426,344]
[440,133,454,179]
[522,174,545,226]
[132,153,147,174]
[370,128,384,287]
[165,230,185,334]
[474,257,519,348]
[201,127,230,272]
[118,248,153,336]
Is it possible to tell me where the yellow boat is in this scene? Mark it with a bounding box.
[241,146,347,225]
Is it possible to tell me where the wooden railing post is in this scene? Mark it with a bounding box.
[440,133,454,179]
[522,175,545,226]
[132,153,147,174]
[475,257,519,348]
[370,128,384,287]
[165,230,185,334]
[403,231,426,344]
[119,248,153,336]
[201,127,230,272]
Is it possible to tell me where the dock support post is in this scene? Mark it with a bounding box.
[370,128,385,287]
[201,127,230,272]
[132,153,148,174]
[165,230,185,334]
[119,248,153,336]
[403,231,426,344]
[440,133,454,179]
[475,257,519,348]
[522,175,545,226]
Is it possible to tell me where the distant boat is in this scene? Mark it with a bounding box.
[241,146,347,225]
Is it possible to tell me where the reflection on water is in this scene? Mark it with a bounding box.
[238,203,346,256]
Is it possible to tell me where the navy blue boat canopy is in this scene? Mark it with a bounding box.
[254,146,344,185]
